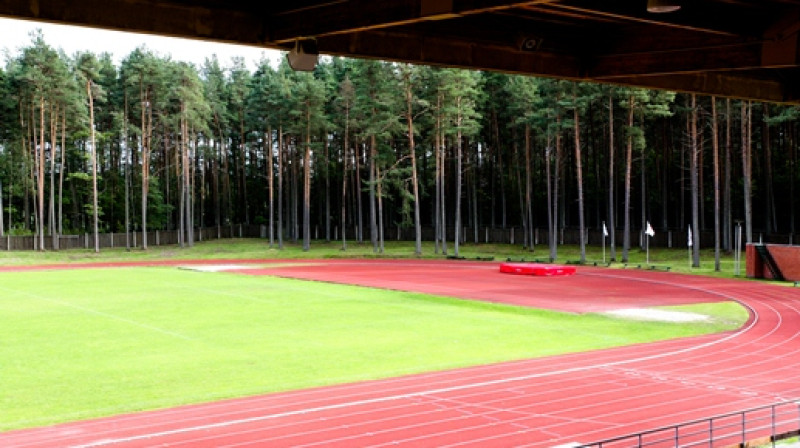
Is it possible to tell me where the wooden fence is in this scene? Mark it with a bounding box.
[0,224,795,251]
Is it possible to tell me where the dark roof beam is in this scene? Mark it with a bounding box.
[589,9,800,79]
[606,73,795,104]
[268,0,559,43]
[0,0,266,46]
[546,0,760,38]
[316,28,581,78]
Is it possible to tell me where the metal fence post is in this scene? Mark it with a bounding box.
[772,405,776,448]
[709,417,713,448]
[742,412,746,446]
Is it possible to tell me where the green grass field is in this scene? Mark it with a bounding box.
[0,262,749,431]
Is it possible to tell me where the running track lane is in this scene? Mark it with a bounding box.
[2,260,800,447]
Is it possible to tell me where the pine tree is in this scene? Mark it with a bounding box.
[228,58,251,225]
[172,61,209,247]
[247,58,279,247]
[289,71,327,251]
[437,68,481,258]
[336,73,356,250]
[505,75,541,252]
[618,88,675,262]
[201,55,230,234]
[399,63,424,256]
[351,60,400,253]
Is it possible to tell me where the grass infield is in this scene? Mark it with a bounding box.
[0,265,748,431]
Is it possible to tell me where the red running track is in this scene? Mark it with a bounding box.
[2,259,800,447]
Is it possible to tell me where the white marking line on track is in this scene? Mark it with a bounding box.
[0,285,195,341]
[69,313,756,448]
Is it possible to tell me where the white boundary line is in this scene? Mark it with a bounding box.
[0,285,195,341]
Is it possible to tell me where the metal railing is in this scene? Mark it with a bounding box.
[580,401,800,448]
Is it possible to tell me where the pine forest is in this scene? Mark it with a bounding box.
[1,33,798,264]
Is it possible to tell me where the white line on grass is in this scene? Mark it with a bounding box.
[0,285,195,341]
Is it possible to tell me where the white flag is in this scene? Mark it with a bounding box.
[603,222,609,237]
[646,221,655,237]
[688,226,693,247]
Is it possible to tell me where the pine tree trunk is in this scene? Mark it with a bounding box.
[699,129,705,232]
[184,116,193,246]
[376,164,384,254]
[434,113,441,254]
[712,97,721,271]
[291,139,299,242]
[212,138,219,234]
[325,137,330,242]
[440,130,448,255]
[222,134,231,228]
[141,86,150,250]
[190,135,197,245]
[404,78,422,256]
[277,128,284,249]
[661,122,669,230]
[554,113,562,247]
[622,96,633,263]
[608,94,616,260]
[515,139,525,247]
[240,118,249,225]
[303,107,311,251]
[472,149,479,244]
[742,101,753,243]
[87,82,99,253]
[494,111,507,229]
[690,94,700,267]
[454,100,463,258]
[640,117,646,250]
[763,104,776,233]
[524,123,533,252]
[38,98,45,251]
[179,118,186,249]
[574,91,586,263]
[355,140,363,243]
[59,111,66,237]
[546,138,556,261]
[50,104,57,250]
[724,99,732,252]
[369,134,378,252]
[124,113,131,251]
[267,127,274,248]
[790,124,796,236]
[341,108,349,250]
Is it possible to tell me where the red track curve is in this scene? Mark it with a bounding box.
[2,259,800,447]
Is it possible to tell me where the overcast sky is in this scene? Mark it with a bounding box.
[0,17,281,71]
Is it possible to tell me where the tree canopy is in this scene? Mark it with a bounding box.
[1,33,798,261]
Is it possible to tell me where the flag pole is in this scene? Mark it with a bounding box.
[602,221,606,264]
[645,221,654,266]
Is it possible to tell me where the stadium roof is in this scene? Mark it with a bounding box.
[2,0,799,103]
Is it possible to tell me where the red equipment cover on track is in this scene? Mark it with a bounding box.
[499,262,576,276]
